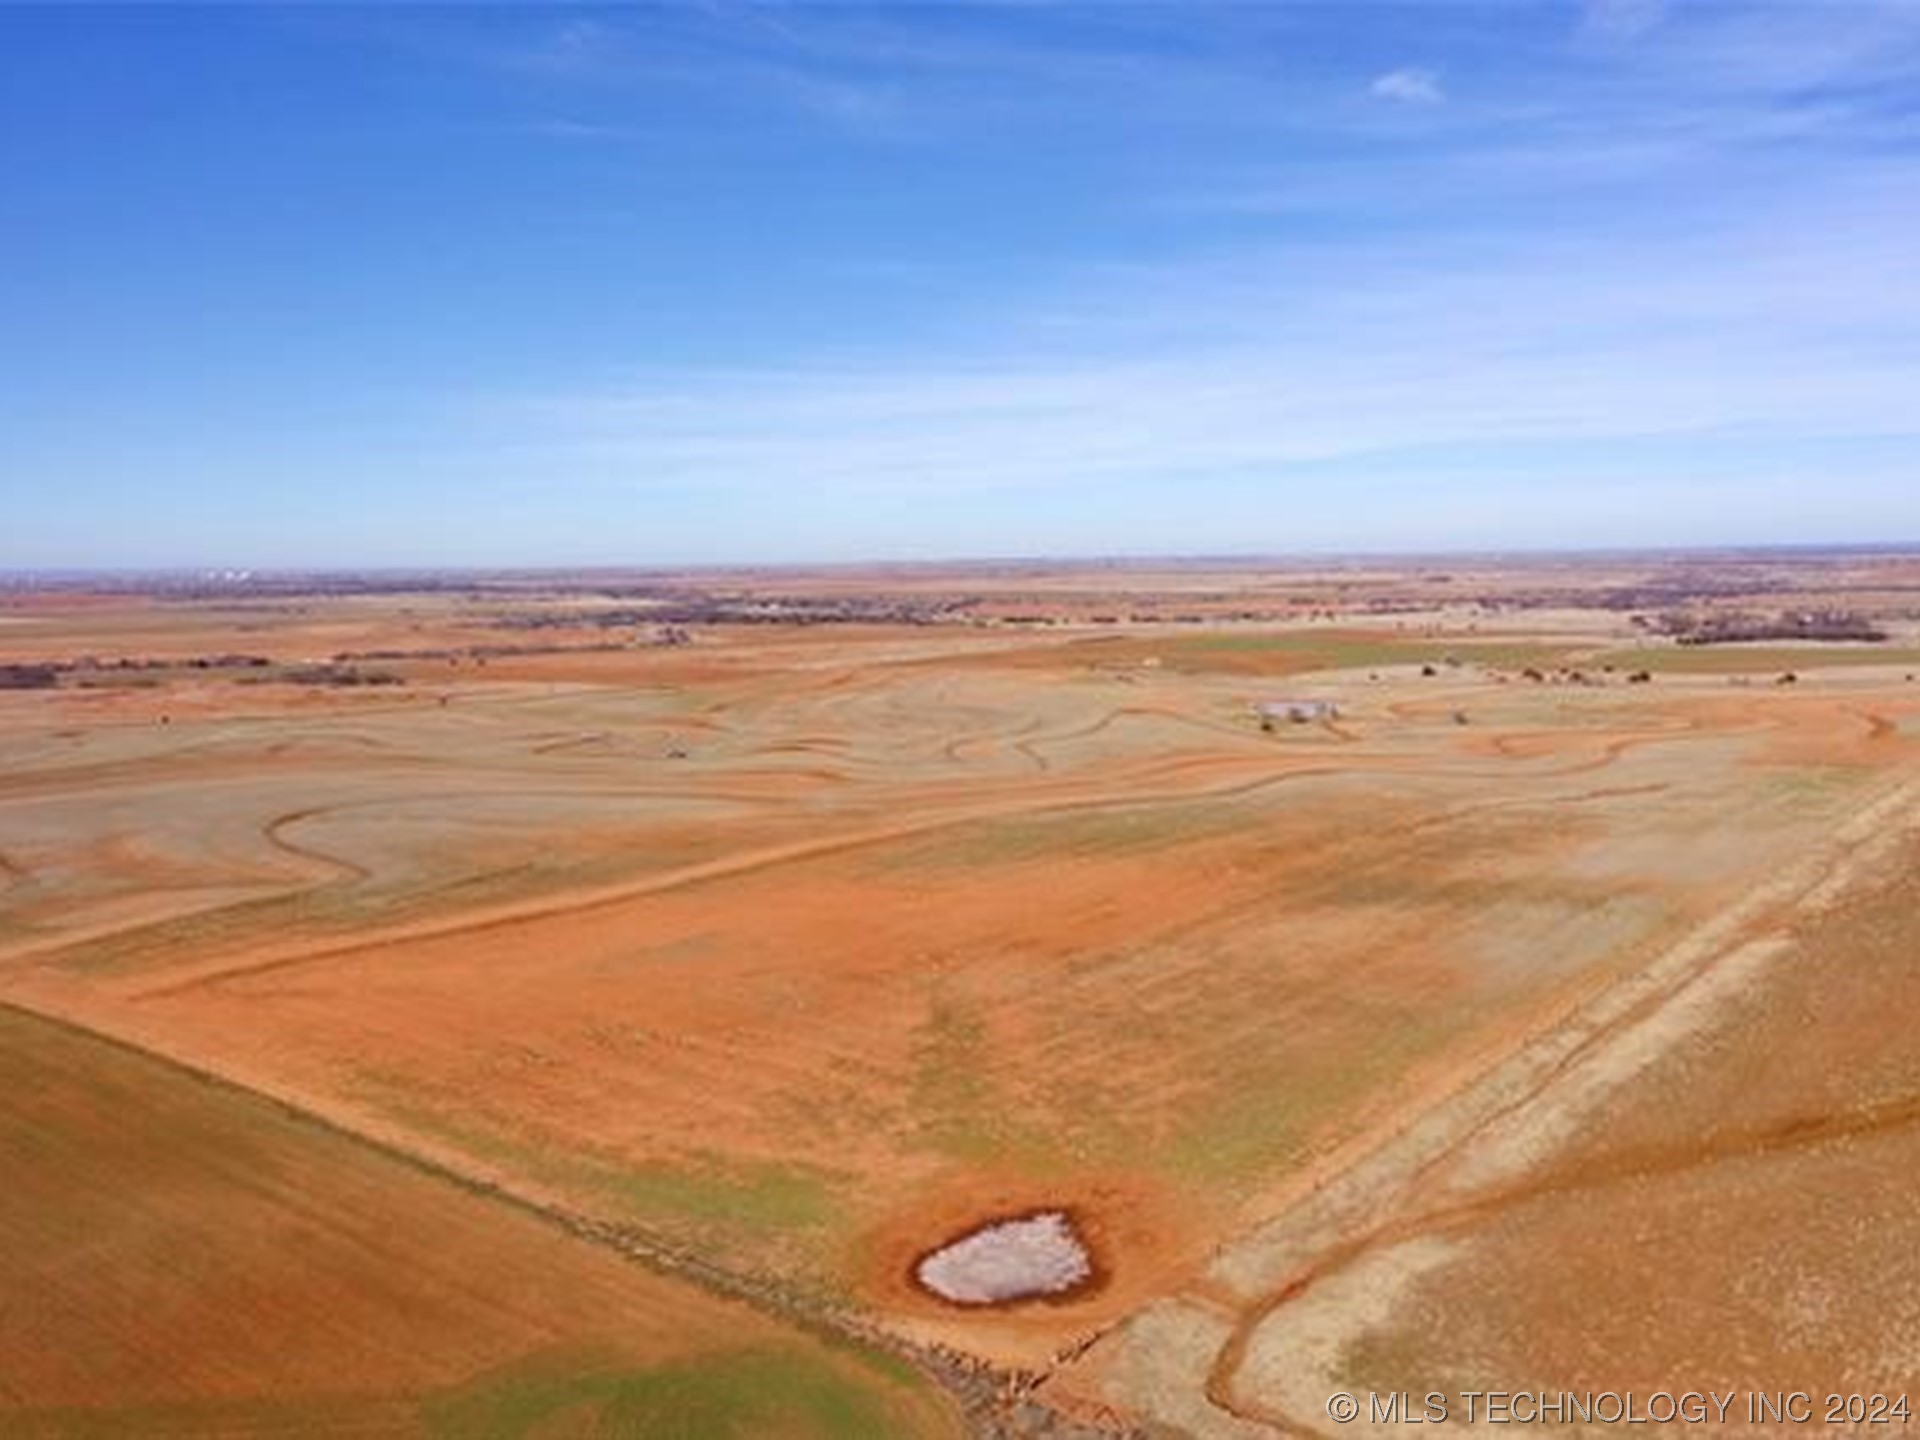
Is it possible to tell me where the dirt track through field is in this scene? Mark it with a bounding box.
[72,702,1739,1003]
[1054,774,1920,1436]
[121,751,1358,998]
[11,582,1920,1435]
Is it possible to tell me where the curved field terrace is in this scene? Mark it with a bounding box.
[5,553,1920,1435]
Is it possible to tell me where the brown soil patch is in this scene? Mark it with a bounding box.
[0,1003,961,1436]
[7,569,1920,1432]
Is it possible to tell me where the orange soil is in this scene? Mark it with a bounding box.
[0,1002,960,1435]
[5,578,1920,1422]
[1217,830,1920,1435]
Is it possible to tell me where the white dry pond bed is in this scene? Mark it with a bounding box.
[913,1210,1097,1307]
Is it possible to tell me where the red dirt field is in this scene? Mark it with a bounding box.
[6,555,1920,1435]
[1170,821,1920,1438]
[0,1002,961,1437]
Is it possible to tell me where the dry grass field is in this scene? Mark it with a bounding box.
[5,551,1920,1435]
[0,1004,960,1438]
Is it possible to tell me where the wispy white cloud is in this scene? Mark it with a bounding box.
[1582,0,1667,42]
[515,117,633,142]
[486,155,1920,515]
[518,18,620,76]
[445,2,1920,551]
[1369,67,1445,105]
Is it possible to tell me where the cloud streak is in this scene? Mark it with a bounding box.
[478,0,1920,544]
[501,163,1920,514]
[1369,67,1445,105]
[23,0,1914,565]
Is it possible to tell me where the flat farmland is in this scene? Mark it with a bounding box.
[6,555,1920,1434]
[1164,815,1920,1438]
[0,1003,961,1438]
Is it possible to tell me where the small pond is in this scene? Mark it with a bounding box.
[913,1210,1096,1307]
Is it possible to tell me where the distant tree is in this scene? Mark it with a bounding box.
[0,663,59,689]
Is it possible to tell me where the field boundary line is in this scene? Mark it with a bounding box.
[1191,773,1920,1436]
[0,994,1119,1439]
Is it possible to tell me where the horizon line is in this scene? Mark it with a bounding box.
[5,539,1920,582]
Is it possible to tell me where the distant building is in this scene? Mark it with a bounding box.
[1256,699,1339,726]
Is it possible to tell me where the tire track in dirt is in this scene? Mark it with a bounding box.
[21,690,1706,993]
[0,780,757,971]
[262,806,375,887]
[0,747,420,803]
[1025,703,1261,757]
[1204,1084,1920,1437]
[944,716,1047,769]
[126,753,1367,999]
[114,701,1706,999]
[1012,736,1053,773]
[528,730,614,756]
[1846,705,1896,742]
[1183,774,1920,1437]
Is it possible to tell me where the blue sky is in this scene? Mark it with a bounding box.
[4,2,1917,567]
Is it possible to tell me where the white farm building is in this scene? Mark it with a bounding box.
[1256,698,1339,725]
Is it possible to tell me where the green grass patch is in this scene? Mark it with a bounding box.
[5,1347,950,1440]
[587,1159,837,1236]
[905,990,1063,1169]
[874,797,1247,875]
[1161,1005,1458,1190]
[1,1395,423,1439]
[1147,631,1573,676]
[1589,644,1920,675]
[1335,1325,1464,1405]
[426,1347,922,1440]
[358,1081,841,1242]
